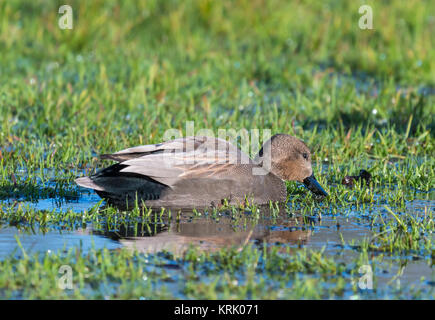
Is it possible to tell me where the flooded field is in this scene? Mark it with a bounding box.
[1,0,434,300]
[1,180,433,299]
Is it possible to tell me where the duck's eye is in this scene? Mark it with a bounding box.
[302,153,308,160]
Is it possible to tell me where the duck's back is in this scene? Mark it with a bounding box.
[75,136,286,208]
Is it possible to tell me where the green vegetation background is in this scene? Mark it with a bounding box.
[0,0,434,165]
[0,0,433,300]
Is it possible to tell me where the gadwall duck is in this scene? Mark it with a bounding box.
[75,134,328,208]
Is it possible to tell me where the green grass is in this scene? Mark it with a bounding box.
[0,242,431,300]
[0,0,434,299]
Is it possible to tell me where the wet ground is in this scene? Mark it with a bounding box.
[0,187,433,298]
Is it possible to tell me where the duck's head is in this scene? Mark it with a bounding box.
[255,134,328,197]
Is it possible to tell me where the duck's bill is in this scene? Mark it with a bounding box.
[303,174,328,197]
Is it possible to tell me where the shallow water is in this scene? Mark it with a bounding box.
[1,192,102,214]
[0,225,121,259]
[0,186,433,298]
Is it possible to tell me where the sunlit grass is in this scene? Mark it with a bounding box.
[0,0,433,299]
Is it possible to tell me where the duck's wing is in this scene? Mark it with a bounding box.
[80,136,253,190]
[100,136,208,162]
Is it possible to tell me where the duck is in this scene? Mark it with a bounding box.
[75,134,328,208]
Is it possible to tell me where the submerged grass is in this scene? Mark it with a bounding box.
[0,242,432,300]
[0,0,434,299]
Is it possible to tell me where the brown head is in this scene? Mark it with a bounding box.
[255,134,328,197]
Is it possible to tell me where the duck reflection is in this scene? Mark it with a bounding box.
[84,205,315,255]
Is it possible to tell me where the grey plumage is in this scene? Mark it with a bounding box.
[75,134,327,209]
